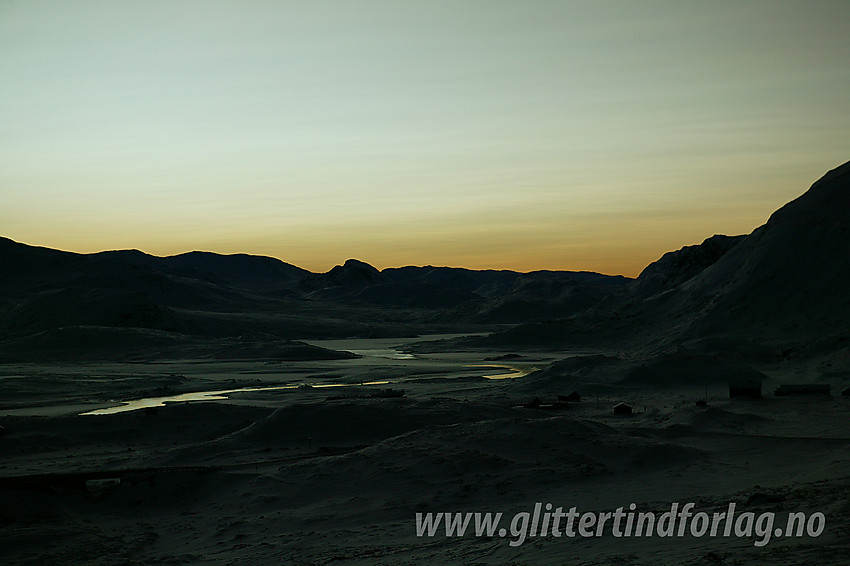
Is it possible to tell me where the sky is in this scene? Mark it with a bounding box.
[1,1,848,276]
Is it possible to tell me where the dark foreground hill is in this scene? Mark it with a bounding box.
[480,159,850,359]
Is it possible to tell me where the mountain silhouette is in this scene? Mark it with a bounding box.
[482,159,850,356]
[0,238,628,359]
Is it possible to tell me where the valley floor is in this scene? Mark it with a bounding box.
[1,336,849,565]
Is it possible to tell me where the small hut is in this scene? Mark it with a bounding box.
[774,384,830,396]
[558,391,581,402]
[613,403,633,415]
[729,379,761,398]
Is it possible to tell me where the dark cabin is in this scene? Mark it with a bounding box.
[613,403,633,415]
[558,391,581,402]
[729,379,762,398]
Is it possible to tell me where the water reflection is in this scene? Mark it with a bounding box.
[468,364,532,380]
[81,380,392,415]
[345,349,416,360]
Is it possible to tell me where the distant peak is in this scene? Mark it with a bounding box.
[341,259,379,272]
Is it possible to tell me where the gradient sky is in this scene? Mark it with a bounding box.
[1,1,848,276]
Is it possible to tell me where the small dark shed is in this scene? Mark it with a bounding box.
[729,379,762,398]
[613,403,633,415]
